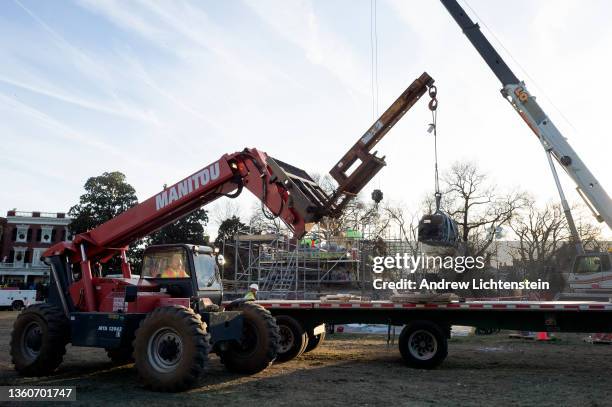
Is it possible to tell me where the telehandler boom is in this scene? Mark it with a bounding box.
[10,73,435,391]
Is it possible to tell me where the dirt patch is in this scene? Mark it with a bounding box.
[1,311,610,406]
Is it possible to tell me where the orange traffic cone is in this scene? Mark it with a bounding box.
[536,332,551,341]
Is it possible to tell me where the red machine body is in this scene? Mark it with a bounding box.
[43,73,435,313]
[45,148,318,313]
[46,148,306,264]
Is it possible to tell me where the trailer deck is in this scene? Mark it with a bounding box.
[256,299,612,311]
[244,299,612,368]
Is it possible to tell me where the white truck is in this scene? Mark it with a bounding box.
[562,249,612,300]
[0,289,37,310]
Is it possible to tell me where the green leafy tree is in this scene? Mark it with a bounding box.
[148,209,209,245]
[215,216,248,273]
[215,216,248,245]
[68,172,140,272]
[69,172,138,234]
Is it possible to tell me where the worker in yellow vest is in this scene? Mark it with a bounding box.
[244,283,259,301]
[161,254,189,278]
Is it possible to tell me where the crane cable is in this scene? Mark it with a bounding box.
[428,85,442,212]
[370,0,379,120]
[370,0,383,197]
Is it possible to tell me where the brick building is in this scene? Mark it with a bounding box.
[0,210,72,287]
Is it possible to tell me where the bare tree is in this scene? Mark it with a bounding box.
[510,199,570,266]
[573,207,605,251]
[509,199,605,293]
[247,202,286,235]
[315,198,382,239]
[308,173,386,239]
[442,161,528,258]
[381,204,420,254]
[210,200,242,228]
[511,201,605,261]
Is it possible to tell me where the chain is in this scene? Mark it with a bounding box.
[428,85,442,212]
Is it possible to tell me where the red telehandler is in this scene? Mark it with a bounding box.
[9,73,434,391]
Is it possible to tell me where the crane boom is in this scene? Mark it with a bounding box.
[440,0,612,229]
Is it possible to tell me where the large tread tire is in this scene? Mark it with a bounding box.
[275,315,308,363]
[10,304,69,376]
[106,346,135,364]
[399,321,448,369]
[304,329,326,354]
[133,306,210,392]
[220,302,279,374]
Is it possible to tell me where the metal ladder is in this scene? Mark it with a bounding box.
[260,249,298,298]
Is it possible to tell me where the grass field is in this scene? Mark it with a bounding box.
[0,311,610,406]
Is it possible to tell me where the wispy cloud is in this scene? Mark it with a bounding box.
[243,0,369,97]
[0,92,153,169]
[78,0,265,83]
[13,0,153,117]
[0,0,609,239]
[0,74,156,123]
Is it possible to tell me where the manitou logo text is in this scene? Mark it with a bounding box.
[155,162,221,210]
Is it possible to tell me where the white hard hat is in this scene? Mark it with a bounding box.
[249,283,259,291]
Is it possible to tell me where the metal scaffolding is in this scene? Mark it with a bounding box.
[220,231,421,300]
[221,233,364,299]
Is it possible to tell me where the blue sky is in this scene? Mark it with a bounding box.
[1,0,610,238]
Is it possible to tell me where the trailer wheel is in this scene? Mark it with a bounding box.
[399,321,447,369]
[106,346,134,364]
[220,302,279,374]
[304,329,326,354]
[133,306,210,392]
[275,315,309,362]
[10,304,69,376]
[12,300,25,311]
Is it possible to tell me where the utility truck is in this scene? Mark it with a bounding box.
[0,288,37,310]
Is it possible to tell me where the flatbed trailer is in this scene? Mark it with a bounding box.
[247,300,612,368]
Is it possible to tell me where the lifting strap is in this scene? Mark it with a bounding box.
[428,85,442,211]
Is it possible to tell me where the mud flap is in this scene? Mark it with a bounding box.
[201,311,243,346]
[70,312,143,349]
[312,323,326,336]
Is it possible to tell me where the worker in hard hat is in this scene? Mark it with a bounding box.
[161,253,189,278]
[244,283,259,301]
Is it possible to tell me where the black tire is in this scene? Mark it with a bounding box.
[304,328,326,353]
[275,315,309,363]
[10,304,69,376]
[11,300,25,311]
[133,306,210,392]
[398,321,448,369]
[220,302,279,374]
[106,346,134,364]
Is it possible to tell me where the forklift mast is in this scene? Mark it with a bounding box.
[328,72,434,215]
